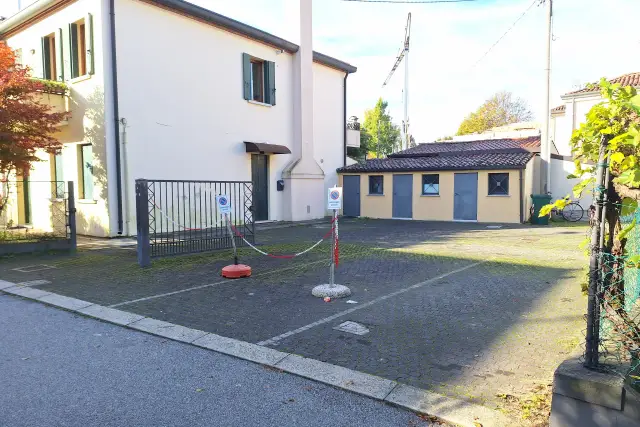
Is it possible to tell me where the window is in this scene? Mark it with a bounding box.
[250,60,264,102]
[41,34,56,80]
[369,175,384,195]
[69,15,93,79]
[242,53,276,105]
[488,173,509,196]
[52,152,65,199]
[14,48,23,67]
[422,174,439,195]
[79,144,94,200]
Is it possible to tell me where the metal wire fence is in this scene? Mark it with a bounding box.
[591,205,640,385]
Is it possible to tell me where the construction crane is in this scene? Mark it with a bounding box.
[382,12,411,152]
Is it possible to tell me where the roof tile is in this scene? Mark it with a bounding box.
[564,72,640,96]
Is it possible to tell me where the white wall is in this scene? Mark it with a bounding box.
[5,0,112,236]
[115,0,348,230]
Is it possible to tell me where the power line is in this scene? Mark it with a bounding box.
[343,0,477,4]
[470,0,540,69]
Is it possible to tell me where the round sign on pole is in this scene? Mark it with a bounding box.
[327,187,342,210]
[216,194,232,214]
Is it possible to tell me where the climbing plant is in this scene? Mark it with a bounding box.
[541,78,640,358]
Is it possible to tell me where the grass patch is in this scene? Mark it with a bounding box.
[496,384,552,426]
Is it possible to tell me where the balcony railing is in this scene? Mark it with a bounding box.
[30,78,69,126]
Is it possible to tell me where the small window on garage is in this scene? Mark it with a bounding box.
[422,174,439,195]
[488,173,509,196]
[369,175,383,195]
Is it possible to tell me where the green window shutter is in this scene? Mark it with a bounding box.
[242,53,251,100]
[81,144,94,200]
[42,37,51,80]
[56,28,64,81]
[86,13,94,75]
[69,23,79,79]
[265,61,276,106]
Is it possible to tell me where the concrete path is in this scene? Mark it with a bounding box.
[0,294,438,427]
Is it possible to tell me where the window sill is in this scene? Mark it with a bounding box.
[247,100,273,108]
[50,198,65,202]
[367,193,384,196]
[69,74,92,84]
[421,194,440,197]
[487,194,510,197]
[78,199,97,204]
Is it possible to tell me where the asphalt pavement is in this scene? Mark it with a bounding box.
[0,294,437,427]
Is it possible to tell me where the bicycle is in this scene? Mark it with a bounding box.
[531,200,585,222]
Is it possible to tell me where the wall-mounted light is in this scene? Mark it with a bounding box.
[30,49,35,54]
[275,49,284,55]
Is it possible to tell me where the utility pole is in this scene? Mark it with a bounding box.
[540,0,553,194]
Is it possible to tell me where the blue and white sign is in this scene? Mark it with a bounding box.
[327,187,342,210]
[216,194,232,214]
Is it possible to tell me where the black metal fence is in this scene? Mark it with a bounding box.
[0,180,76,254]
[135,179,254,266]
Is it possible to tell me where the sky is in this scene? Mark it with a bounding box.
[3,0,640,142]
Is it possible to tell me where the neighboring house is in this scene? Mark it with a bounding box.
[337,136,557,224]
[550,72,640,200]
[0,0,358,237]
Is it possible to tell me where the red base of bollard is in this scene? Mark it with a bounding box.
[221,264,252,279]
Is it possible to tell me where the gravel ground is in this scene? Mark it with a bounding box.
[0,294,442,427]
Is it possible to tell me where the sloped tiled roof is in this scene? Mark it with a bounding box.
[564,72,640,96]
[551,105,566,114]
[338,136,539,173]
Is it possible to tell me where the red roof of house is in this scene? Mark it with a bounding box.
[564,72,640,96]
[551,105,566,114]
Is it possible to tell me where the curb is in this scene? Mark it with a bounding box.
[0,281,509,427]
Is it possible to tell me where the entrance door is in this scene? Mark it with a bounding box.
[251,154,269,221]
[453,173,478,221]
[343,175,360,217]
[392,174,413,219]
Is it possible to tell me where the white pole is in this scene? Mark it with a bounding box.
[541,0,553,194]
[403,47,409,151]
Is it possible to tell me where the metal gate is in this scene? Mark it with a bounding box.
[135,179,254,266]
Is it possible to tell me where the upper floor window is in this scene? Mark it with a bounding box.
[41,33,56,80]
[69,14,94,79]
[242,53,276,106]
[14,48,23,67]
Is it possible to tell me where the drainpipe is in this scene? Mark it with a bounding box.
[343,72,349,167]
[108,0,123,234]
[519,168,524,223]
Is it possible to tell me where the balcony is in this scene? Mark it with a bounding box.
[346,116,360,148]
[31,78,70,127]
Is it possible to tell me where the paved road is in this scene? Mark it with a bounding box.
[0,294,436,427]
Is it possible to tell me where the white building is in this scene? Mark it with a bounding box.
[550,72,640,201]
[0,0,358,237]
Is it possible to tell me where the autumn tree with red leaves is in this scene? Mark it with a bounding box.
[0,41,68,212]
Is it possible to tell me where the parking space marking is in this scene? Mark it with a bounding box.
[108,258,333,308]
[257,260,487,346]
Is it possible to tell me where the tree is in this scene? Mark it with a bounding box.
[0,42,67,212]
[361,98,401,158]
[541,79,640,358]
[456,91,533,136]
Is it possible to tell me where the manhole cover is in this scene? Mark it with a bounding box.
[333,321,370,336]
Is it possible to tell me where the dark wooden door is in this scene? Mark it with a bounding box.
[251,154,269,221]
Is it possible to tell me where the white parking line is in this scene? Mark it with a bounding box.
[257,260,487,346]
[108,258,333,308]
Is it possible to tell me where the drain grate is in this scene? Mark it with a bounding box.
[333,321,370,336]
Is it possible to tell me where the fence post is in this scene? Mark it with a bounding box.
[136,179,151,267]
[67,181,77,252]
[584,139,608,368]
